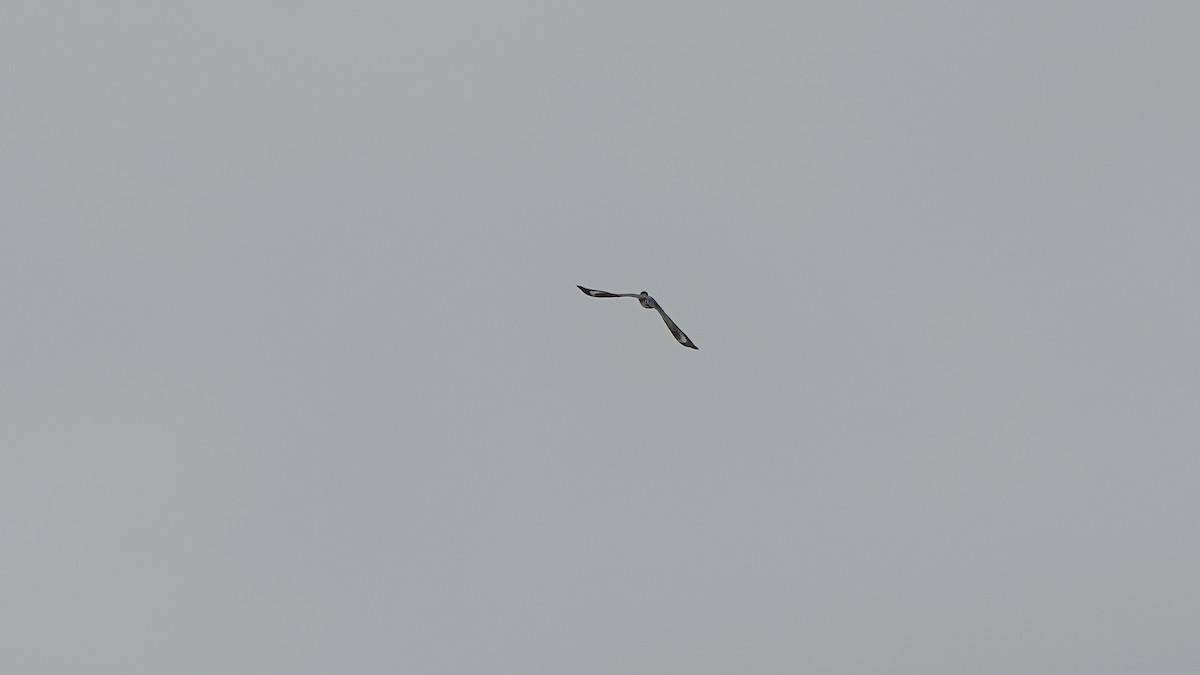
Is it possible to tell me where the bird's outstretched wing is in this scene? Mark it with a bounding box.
[577,285,638,298]
[649,300,698,350]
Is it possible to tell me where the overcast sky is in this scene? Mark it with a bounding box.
[3,2,1199,673]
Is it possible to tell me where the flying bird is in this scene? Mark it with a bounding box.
[577,286,698,349]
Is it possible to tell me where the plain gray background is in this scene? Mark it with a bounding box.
[3,2,1198,673]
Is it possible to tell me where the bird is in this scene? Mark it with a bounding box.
[577,285,698,349]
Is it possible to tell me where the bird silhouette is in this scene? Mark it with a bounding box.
[577,286,698,350]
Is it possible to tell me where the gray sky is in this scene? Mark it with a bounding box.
[3,2,1199,673]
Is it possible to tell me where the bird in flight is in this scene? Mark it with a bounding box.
[577,286,698,349]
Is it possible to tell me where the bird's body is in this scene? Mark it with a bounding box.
[577,285,698,349]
